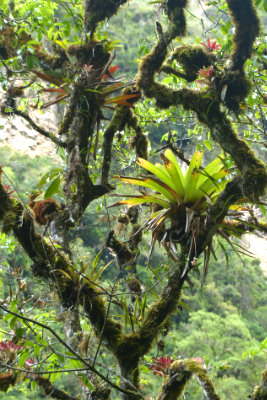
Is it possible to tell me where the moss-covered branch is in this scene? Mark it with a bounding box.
[33,376,78,400]
[83,0,129,37]
[0,24,71,73]
[101,100,147,185]
[226,0,260,70]
[251,367,267,400]
[157,359,221,400]
[162,45,214,82]
[114,253,186,388]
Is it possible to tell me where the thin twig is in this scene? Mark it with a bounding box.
[13,109,67,148]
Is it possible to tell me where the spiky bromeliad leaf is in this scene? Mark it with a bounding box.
[109,195,170,209]
[114,176,179,204]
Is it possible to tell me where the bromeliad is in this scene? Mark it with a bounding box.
[109,149,230,262]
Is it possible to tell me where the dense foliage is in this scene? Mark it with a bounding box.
[0,1,266,400]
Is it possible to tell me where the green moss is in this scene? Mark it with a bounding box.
[82,283,122,351]
[157,359,219,400]
[249,368,267,399]
[101,106,134,184]
[157,360,192,400]
[105,231,134,266]
[244,166,267,201]
[67,40,110,68]
[118,214,130,225]
[130,132,149,160]
[2,209,17,234]
[83,0,129,37]
[129,224,142,249]
[165,0,188,39]
[168,45,214,82]
[214,69,252,111]
[226,0,260,70]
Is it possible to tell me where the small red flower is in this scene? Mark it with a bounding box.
[3,185,15,195]
[200,38,221,51]
[149,356,173,377]
[197,66,215,87]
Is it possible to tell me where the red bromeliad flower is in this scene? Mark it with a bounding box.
[200,38,221,51]
[197,66,216,90]
[0,340,23,353]
[198,65,214,79]
[0,340,24,364]
[149,356,173,377]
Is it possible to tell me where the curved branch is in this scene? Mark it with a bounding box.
[157,359,221,400]
[32,376,78,400]
[250,367,267,400]
[101,100,146,186]
[13,109,67,148]
[115,252,186,383]
[226,0,260,70]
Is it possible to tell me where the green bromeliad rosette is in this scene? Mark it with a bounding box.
[109,149,231,262]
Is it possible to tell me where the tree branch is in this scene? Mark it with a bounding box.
[32,376,78,400]
[250,367,267,400]
[157,359,221,400]
[83,0,129,37]
[13,109,67,148]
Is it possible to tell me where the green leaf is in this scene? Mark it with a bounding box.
[19,351,29,367]
[184,151,203,185]
[79,375,94,390]
[47,27,54,40]
[10,316,17,329]
[115,176,176,204]
[92,250,101,270]
[15,327,25,338]
[160,153,184,201]
[34,344,40,357]
[183,169,200,203]
[44,176,61,198]
[137,157,176,190]
[164,149,185,188]
[203,140,212,151]
[109,195,170,209]
[38,172,50,188]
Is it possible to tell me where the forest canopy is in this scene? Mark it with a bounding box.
[0,1,266,400]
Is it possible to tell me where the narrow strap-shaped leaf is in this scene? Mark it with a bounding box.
[108,195,170,209]
[183,170,200,203]
[160,153,184,200]
[137,157,176,190]
[197,156,225,186]
[164,149,185,186]
[114,176,177,204]
[184,151,203,185]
